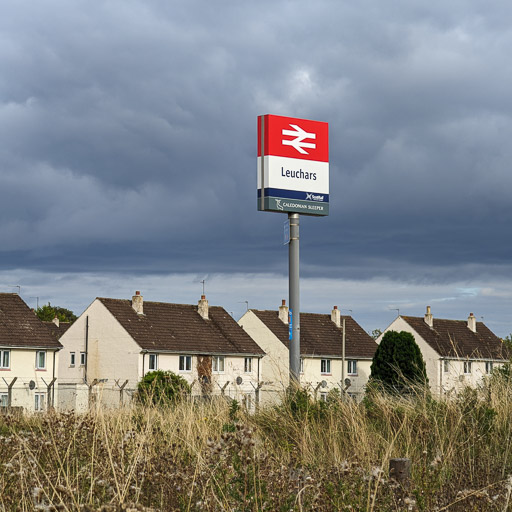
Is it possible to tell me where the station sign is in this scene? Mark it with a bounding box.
[257,114,329,216]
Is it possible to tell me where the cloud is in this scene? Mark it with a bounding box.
[0,0,511,329]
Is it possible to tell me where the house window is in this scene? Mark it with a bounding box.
[179,355,192,372]
[347,360,357,375]
[485,362,493,374]
[212,356,225,373]
[320,392,327,402]
[70,352,76,367]
[148,354,158,371]
[243,393,253,411]
[36,351,46,370]
[34,393,46,412]
[0,349,10,369]
[300,358,304,374]
[0,394,8,407]
[443,360,449,373]
[464,361,472,374]
[244,357,252,373]
[320,359,331,375]
[80,352,86,366]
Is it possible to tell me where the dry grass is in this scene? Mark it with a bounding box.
[2,376,512,511]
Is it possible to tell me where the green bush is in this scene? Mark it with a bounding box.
[369,330,428,393]
[137,370,191,405]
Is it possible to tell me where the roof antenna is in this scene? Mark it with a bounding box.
[9,285,21,295]
[390,308,400,317]
[238,300,249,311]
[201,279,206,296]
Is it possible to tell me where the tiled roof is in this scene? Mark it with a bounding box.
[44,321,72,341]
[98,298,265,356]
[0,293,63,349]
[402,316,510,360]
[252,310,377,358]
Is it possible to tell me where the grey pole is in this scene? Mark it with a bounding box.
[342,317,346,385]
[289,213,300,384]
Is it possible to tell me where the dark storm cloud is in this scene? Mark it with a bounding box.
[1,0,512,282]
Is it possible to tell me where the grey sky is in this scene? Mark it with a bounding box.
[1,1,512,335]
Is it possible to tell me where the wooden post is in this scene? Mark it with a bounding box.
[3,377,17,408]
[389,458,411,487]
[115,379,129,405]
[42,377,57,409]
[88,379,99,409]
[220,381,230,396]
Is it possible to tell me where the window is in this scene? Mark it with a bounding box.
[0,349,10,369]
[212,356,225,373]
[36,351,46,370]
[320,359,331,375]
[148,354,158,371]
[70,352,75,367]
[485,362,493,374]
[320,392,327,402]
[443,360,449,373]
[347,360,357,375]
[243,393,253,411]
[244,357,252,373]
[0,394,8,407]
[464,361,472,374]
[179,355,192,372]
[34,393,45,412]
[80,352,86,366]
[300,358,304,374]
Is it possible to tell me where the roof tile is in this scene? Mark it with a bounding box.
[0,294,63,349]
[252,310,377,358]
[98,298,265,355]
[402,316,510,360]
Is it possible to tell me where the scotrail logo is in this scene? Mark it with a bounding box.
[306,193,324,202]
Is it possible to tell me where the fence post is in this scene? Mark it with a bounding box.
[88,379,99,409]
[389,458,411,487]
[2,377,17,408]
[41,377,57,409]
[115,379,129,406]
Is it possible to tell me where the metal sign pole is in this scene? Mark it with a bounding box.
[342,317,346,385]
[289,212,300,384]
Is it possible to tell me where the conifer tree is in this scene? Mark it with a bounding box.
[370,330,428,392]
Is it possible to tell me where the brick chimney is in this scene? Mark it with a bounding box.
[278,299,288,324]
[467,312,476,333]
[424,305,433,328]
[331,305,341,328]
[52,316,60,327]
[198,294,209,320]
[132,291,143,315]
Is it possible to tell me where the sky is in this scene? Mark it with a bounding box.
[1,1,512,336]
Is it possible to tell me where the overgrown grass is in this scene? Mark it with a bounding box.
[3,376,512,511]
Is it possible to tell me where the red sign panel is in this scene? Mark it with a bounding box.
[258,114,329,162]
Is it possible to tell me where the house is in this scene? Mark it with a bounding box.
[0,293,62,412]
[376,306,510,394]
[238,300,378,402]
[58,292,265,411]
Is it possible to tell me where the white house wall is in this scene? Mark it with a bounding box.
[238,311,290,404]
[58,299,141,389]
[239,311,373,402]
[0,347,59,412]
[139,352,260,407]
[301,357,372,398]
